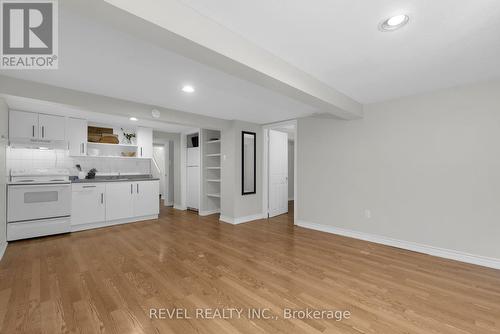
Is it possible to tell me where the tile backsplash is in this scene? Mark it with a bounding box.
[6,147,151,176]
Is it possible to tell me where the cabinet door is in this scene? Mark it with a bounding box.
[71,184,105,226]
[105,182,134,221]
[134,180,159,217]
[39,114,65,141]
[67,118,87,156]
[9,110,38,139]
[136,127,153,158]
[187,167,199,209]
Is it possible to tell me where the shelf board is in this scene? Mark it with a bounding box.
[206,193,221,198]
[206,153,221,157]
[206,179,221,182]
[83,155,149,159]
[87,142,137,148]
[206,167,221,170]
[206,139,221,144]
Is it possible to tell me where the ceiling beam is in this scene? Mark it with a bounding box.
[63,0,363,120]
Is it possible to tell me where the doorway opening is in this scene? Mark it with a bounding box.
[263,120,297,223]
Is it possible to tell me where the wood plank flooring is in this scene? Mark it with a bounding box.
[1,203,500,333]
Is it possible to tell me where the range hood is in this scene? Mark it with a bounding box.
[9,138,68,150]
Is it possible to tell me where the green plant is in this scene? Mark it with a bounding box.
[121,128,136,143]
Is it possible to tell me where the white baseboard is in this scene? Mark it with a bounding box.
[296,220,500,270]
[173,204,187,211]
[220,213,267,225]
[71,215,158,232]
[199,209,220,216]
[288,197,294,201]
[0,242,7,262]
[163,200,173,207]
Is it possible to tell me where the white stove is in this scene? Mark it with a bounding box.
[7,168,71,241]
[9,168,70,184]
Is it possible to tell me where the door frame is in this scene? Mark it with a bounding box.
[262,120,298,223]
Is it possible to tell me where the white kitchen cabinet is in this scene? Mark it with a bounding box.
[71,183,105,226]
[136,127,153,158]
[67,118,87,156]
[187,166,199,209]
[9,110,65,142]
[105,182,135,221]
[9,110,38,139]
[187,147,200,166]
[38,114,65,141]
[133,180,160,216]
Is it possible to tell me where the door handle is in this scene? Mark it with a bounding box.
[130,184,133,194]
[141,147,143,157]
[83,185,96,188]
[32,125,35,138]
[137,183,139,193]
[101,193,104,204]
[41,126,45,138]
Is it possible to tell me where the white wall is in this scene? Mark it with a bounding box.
[221,120,263,221]
[297,80,500,261]
[0,98,8,261]
[288,140,294,201]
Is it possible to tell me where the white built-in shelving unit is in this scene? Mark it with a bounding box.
[200,129,221,215]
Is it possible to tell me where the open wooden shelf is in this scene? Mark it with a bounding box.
[87,142,137,148]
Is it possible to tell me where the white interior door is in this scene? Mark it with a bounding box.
[268,130,288,217]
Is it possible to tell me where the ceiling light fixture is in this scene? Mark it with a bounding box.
[182,85,195,93]
[129,117,138,121]
[379,14,409,32]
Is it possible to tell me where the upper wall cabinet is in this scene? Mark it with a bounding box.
[38,114,65,141]
[9,110,65,142]
[67,118,87,156]
[136,127,153,158]
[9,110,39,139]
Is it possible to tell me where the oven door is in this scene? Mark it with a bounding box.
[7,183,71,223]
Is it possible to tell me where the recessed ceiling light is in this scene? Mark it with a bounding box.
[182,85,195,93]
[129,117,138,121]
[379,14,409,32]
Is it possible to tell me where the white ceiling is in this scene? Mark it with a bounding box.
[0,7,317,124]
[180,0,500,103]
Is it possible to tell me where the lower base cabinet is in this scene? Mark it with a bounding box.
[71,184,106,226]
[105,182,135,221]
[71,180,159,229]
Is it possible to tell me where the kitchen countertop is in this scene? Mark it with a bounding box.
[71,175,160,183]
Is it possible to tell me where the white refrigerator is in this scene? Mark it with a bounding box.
[186,147,200,210]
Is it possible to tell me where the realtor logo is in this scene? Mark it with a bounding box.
[1,0,58,69]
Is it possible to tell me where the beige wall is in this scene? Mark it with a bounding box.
[297,80,500,260]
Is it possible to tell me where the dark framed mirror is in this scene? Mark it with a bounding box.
[242,131,256,195]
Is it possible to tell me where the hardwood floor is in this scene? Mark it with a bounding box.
[1,203,499,334]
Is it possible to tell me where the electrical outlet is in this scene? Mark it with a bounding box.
[364,209,372,219]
